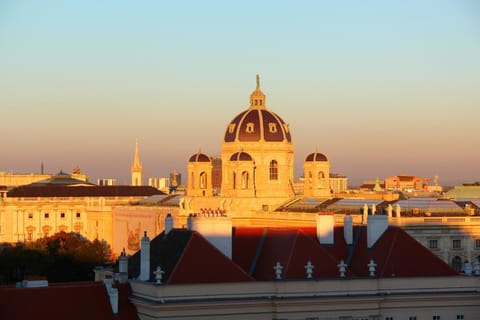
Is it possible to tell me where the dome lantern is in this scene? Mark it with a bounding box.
[249,74,266,109]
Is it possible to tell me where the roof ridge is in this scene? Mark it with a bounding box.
[167,232,194,284]
[248,228,268,275]
[176,231,254,282]
[283,230,301,274]
[378,227,399,277]
[345,226,363,268]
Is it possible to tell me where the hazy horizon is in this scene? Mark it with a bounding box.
[1,1,479,187]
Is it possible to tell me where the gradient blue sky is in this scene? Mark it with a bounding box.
[1,1,479,186]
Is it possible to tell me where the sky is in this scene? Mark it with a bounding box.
[1,1,479,186]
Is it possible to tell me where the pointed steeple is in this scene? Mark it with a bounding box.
[131,139,143,186]
[249,74,266,109]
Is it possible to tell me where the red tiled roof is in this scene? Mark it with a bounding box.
[129,224,456,284]
[232,225,455,280]
[169,232,253,283]
[234,227,350,280]
[0,281,138,320]
[128,229,253,284]
[348,226,457,277]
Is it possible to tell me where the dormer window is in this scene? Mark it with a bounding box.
[245,122,255,133]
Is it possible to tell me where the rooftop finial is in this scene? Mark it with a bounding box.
[249,74,266,108]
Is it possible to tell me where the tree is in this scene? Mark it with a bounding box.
[0,232,112,284]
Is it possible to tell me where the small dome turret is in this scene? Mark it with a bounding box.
[189,152,211,163]
[305,152,328,162]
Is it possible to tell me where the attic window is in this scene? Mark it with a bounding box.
[60,213,65,219]
[76,212,81,218]
[44,213,49,219]
[28,213,33,219]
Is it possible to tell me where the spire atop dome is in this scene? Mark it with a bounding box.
[250,74,266,109]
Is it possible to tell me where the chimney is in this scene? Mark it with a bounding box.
[104,279,118,314]
[118,248,128,283]
[165,214,174,234]
[139,231,150,281]
[187,214,193,230]
[189,213,232,259]
[387,204,393,218]
[362,204,368,224]
[343,214,353,245]
[367,215,388,248]
[316,213,334,245]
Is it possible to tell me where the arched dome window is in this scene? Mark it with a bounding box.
[199,172,207,189]
[241,171,249,189]
[318,171,325,188]
[269,160,278,180]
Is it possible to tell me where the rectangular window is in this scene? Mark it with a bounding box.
[453,239,462,249]
[429,239,438,249]
[457,315,464,320]
[44,213,49,219]
[60,212,65,219]
[76,212,81,218]
[28,213,33,219]
[433,316,440,320]
[409,317,417,320]
[475,239,480,249]
[385,317,394,320]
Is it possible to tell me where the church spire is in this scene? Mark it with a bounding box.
[131,139,143,186]
[250,74,266,109]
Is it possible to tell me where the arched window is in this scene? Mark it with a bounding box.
[233,172,236,190]
[241,171,249,189]
[269,160,278,180]
[191,172,195,189]
[199,172,207,189]
[452,256,462,272]
[318,171,325,188]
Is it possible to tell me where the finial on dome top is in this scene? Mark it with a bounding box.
[250,74,266,109]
